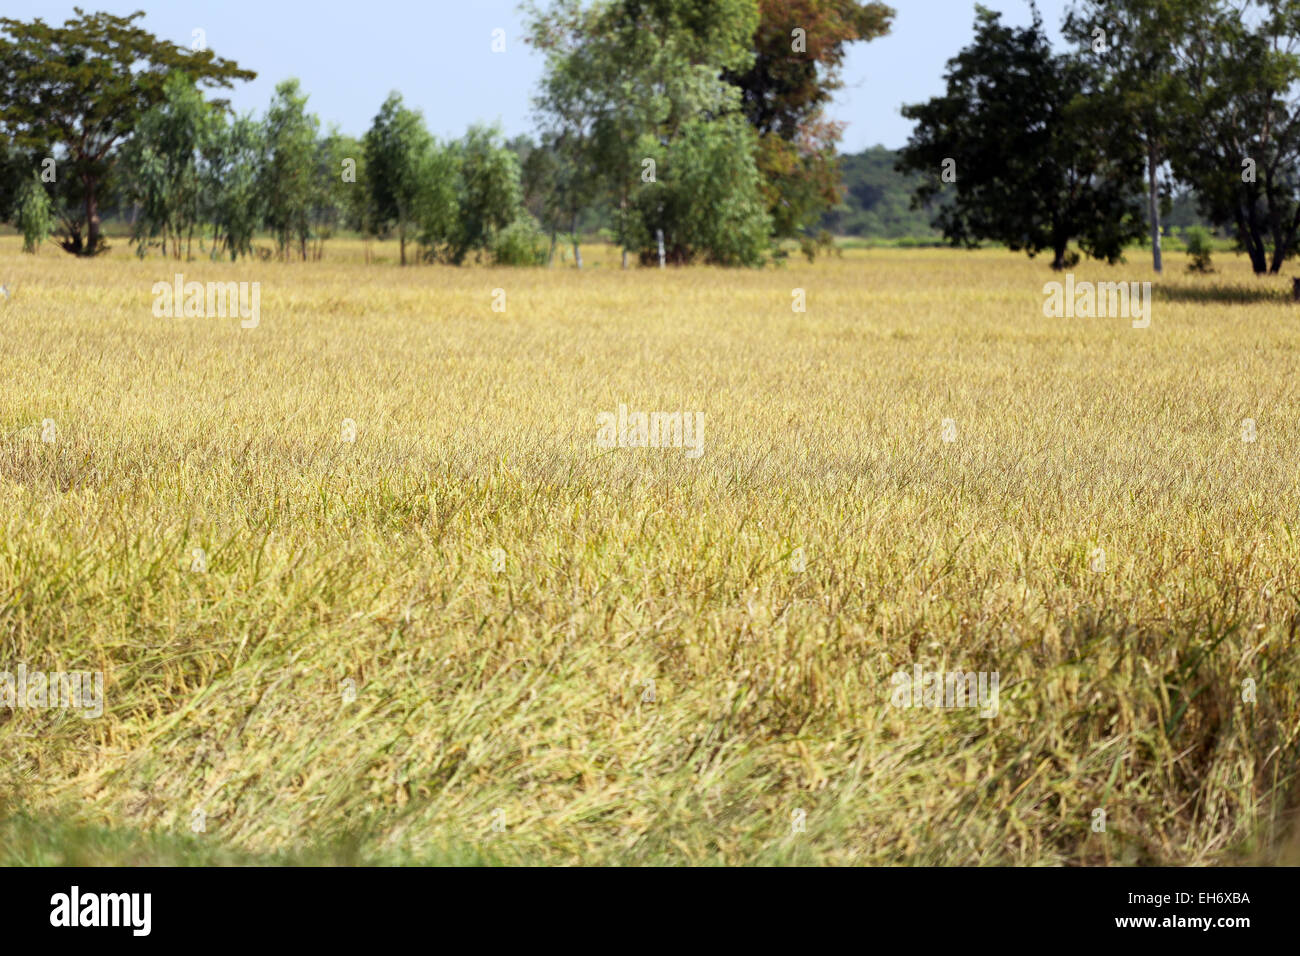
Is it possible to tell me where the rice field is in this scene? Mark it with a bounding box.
[2,236,1299,865]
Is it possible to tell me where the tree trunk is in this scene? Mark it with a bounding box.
[1273,206,1300,274]
[1051,236,1069,270]
[619,193,629,269]
[1245,231,1267,274]
[400,222,406,266]
[1147,144,1162,273]
[1238,207,1268,274]
[548,231,557,267]
[83,174,102,256]
[61,224,83,255]
[571,212,582,269]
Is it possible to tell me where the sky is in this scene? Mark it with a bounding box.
[4,0,1074,152]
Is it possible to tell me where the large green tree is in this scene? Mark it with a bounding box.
[1165,0,1300,274]
[0,8,253,255]
[632,114,771,265]
[446,125,524,265]
[898,6,1146,269]
[0,135,22,223]
[1064,0,1216,273]
[260,79,320,261]
[364,93,437,266]
[310,128,363,261]
[515,128,599,267]
[201,112,265,261]
[527,0,764,267]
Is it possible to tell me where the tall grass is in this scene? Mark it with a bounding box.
[1,238,1298,864]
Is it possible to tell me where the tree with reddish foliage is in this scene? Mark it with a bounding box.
[724,0,894,241]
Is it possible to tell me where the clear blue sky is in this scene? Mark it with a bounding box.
[4,0,1071,151]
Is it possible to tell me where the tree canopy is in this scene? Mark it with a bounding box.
[725,1,894,239]
[898,6,1147,269]
[0,8,253,255]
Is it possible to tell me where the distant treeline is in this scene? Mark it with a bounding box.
[0,3,899,266]
[3,2,1271,271]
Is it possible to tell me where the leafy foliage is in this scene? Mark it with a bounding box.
[364,93,438,265]
[898,6,1146,269]
[201,114,266,261]
[447,125,524,265]
[261,79,321,261]
[0,9,253,255]
[1182,225,1215,272]
[492,213,550,266]
[118,74,216,259]
[14,172,55,253]
[1164,0,1300,274]
[818,146,940,238]
[725,0,894,241]
[527,0,767,265]
[631,115,771,266]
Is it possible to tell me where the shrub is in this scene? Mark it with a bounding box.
[799,228,838,262]
[492,214,549,266]
[629,116,772,268]
[15,174,55,254]
[1184,226,1215,273]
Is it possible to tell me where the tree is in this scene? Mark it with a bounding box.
[119,73,216,259]
[530,131,602,267]
[897,6,1146,269]
[413,143,460,263]
[0,136,24,224]
[447,125,524,264]
[521,71,599,267]
[311,128,362,260]
[364,93,437,266]
[202,112,265,261]
[1165,1,1300,274]
[507,133,587,265]
[527,0,761,267]
[1064,0,1215,273]
[724,0,894,241]
[0,8,253,255]
[631,114,771,266]
[334,138,373,241]
[14,172,55,253]
[260,79,320,261]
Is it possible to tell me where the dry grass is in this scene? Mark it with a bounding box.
[1,236,1298,865]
